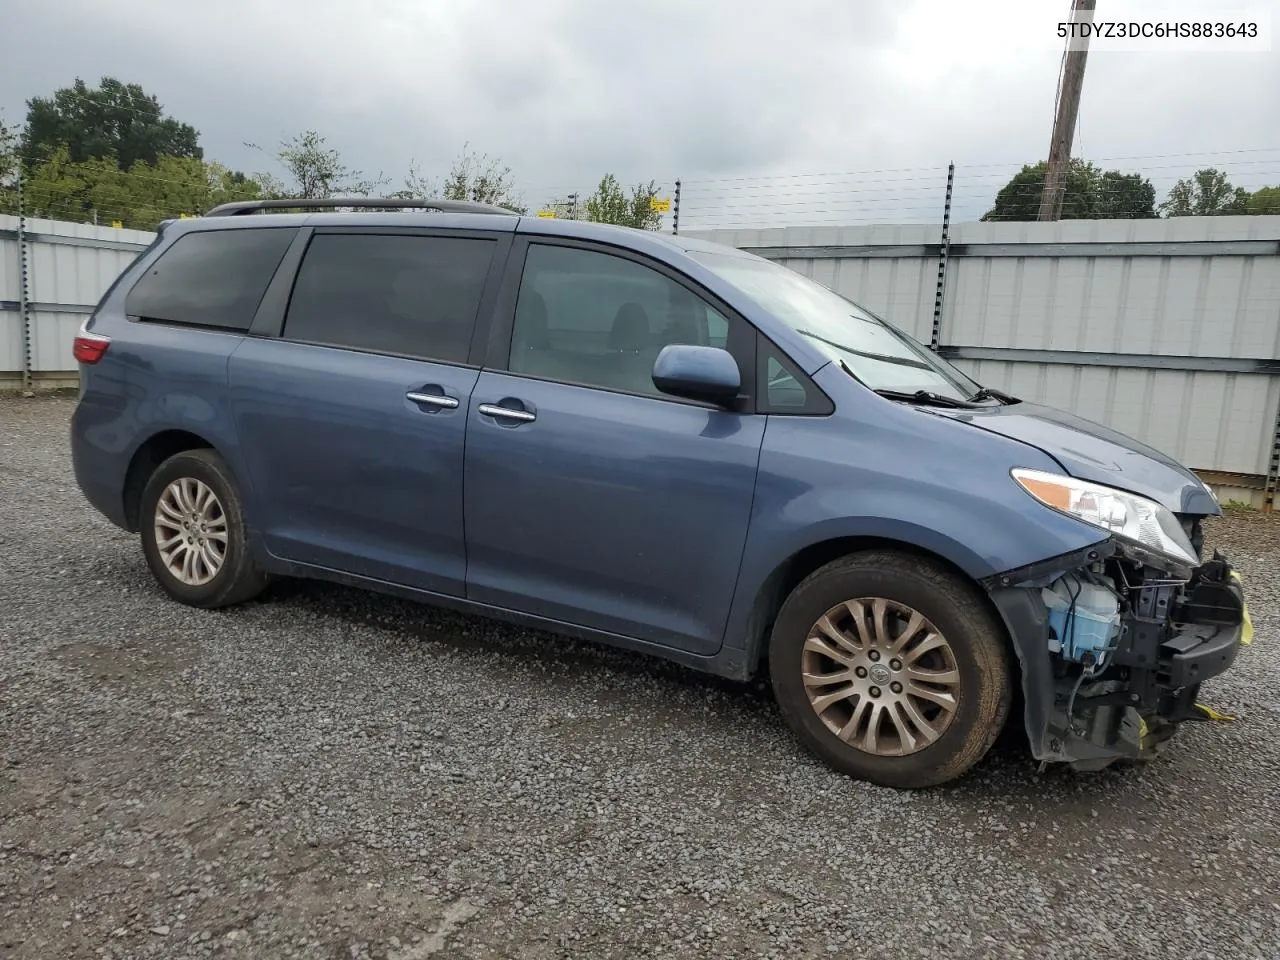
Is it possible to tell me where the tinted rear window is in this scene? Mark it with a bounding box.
[283,234,496,364]
[126,228,295,330]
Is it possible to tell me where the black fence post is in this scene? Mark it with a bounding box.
[672,179,681,236]
[16,171,33,395]
[929,162,955,352]
[1265,395,1280,511]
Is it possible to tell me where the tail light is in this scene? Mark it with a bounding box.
[73,321,111,365]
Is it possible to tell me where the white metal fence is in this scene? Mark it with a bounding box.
[4,213,1279,505]
[1,215,155,389]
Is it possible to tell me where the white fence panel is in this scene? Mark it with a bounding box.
[0,215,155,380]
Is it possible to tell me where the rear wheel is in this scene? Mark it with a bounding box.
[770,551,1011,788]
[139,449,268,608]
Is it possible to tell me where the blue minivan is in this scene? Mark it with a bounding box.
[70,198,1250,788]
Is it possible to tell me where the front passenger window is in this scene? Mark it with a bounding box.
[510,244,737,398]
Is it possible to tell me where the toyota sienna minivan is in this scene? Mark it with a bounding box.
[69,198,1251,788]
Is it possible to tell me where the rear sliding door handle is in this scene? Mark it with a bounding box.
[406,391,460,409]
[478,403,536,423]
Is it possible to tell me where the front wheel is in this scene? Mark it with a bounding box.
[139,449,268,609]
[769,551,1012,789]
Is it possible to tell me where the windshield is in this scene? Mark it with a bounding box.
[691,252,981,401]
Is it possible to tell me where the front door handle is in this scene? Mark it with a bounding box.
[477,403,536,423]
[407,391,460,410]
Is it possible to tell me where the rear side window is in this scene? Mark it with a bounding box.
[126,228,295,330]
[283,234,496,364]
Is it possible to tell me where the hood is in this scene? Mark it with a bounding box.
[931,402,1219,516]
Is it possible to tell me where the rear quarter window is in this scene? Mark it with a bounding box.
[125,227,296,331]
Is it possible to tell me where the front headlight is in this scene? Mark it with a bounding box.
[1011,468,1199,567]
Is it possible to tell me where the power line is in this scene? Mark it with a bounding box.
[683,148,1280,190]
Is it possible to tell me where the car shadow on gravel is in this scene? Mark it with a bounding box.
[255,574,779,705]
[247,573,1104,791]
[116,545,1265,803]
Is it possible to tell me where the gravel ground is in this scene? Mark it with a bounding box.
[2,395,1279,960]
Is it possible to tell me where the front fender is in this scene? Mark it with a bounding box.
[720,396,1112,665]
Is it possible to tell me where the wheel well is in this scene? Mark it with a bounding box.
[744,536,1014,681]
[122,430,215,531]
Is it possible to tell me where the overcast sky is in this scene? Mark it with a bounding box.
[2,0,1277,226]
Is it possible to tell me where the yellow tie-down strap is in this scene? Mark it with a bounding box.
[1193,571,1254,723]
[1230,570,1254,646]
[1193,703,1237,722]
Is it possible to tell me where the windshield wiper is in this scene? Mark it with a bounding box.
[968,386,1020,405]
[873,388,976,409]
[834,362,977,409]
[796,330,936,373]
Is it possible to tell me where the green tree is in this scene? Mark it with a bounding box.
[0,114,18,212]
[17,145,100,221]
[121,155,262,223]
[390,159,438,202]
[441,145,525,212]
[1245,185,1280,215]
[17,145,263,230]
[20,77,201,170]
[1160,168,1250,216]
[982,160,1096,221]
[0,115,17,182]
[585,174,664,229]
[1095,170,1157,219]
[271,130,384,199]
[982,159,1156,221]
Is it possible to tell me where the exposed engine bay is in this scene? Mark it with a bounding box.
[985,514,1250,770]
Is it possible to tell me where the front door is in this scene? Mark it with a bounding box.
[229,229,504,595]
[463,240,764,655]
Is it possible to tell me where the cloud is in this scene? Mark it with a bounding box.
[2,0,1277,226]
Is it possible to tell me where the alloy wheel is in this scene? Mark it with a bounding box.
[801,597,961,756]
[153,477,228,586]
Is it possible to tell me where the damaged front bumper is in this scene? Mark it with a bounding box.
[984,536,1249,770]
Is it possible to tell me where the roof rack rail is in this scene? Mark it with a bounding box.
[203,197,514,217]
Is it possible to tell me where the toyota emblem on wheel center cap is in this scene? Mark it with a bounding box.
[869,663,892,686]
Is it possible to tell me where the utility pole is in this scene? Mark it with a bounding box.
[1038,0,1096,221]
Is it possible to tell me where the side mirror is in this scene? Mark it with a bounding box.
[652,344,741,407]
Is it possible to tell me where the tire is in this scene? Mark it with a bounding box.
[769,551,1012,789]
[139,448,268,609]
